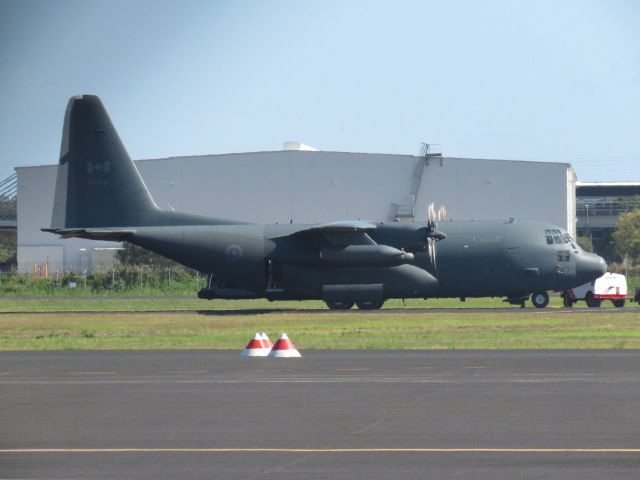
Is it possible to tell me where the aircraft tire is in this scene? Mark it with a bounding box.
[612,299,625,308]
[585,292,601,308]
[326,300,354,310]
[531,291,549,308]
[355,299,385,310]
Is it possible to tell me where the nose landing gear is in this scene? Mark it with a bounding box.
[531,291,550,308]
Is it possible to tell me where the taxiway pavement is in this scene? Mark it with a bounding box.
[1,350,639,479]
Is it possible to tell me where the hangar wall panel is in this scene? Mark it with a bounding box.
[17,246,63,275]
[16,151,575,273]
[134,151,413,224]
[416,157,573,228]
[17,165,120,273]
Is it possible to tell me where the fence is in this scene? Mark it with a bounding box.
[0,265,206,296]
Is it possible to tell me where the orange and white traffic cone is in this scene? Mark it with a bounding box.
[241,332,270,357]
[260,332,273,349]
[267,333,301,358]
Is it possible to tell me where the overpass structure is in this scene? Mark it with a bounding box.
[576,181,640,256]
[0,173,17,229]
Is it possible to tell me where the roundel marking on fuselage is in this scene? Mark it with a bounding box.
[225,244,243,262]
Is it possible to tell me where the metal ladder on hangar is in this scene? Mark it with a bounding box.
[393,143,442,221]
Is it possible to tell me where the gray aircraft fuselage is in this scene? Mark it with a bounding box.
[125,219,604,302]
[44,95,607,309]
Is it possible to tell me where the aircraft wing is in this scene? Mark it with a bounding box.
[293,221,378,245]
[302,220,378,233]
[41,228,135,241]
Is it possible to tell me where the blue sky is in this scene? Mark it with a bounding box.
[1,0,639,181]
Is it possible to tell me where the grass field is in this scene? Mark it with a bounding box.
[0,294,631,312]
[0,296,528,312]
[0,299,638,350]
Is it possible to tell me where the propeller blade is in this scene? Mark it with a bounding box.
[427,203,436,223]
[425,202,446,268]
[433,242,437,269]
[427,237,437,268]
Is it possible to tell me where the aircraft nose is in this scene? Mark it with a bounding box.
[575,252,607,283]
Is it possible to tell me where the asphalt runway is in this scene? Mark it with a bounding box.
[1,350,640,479]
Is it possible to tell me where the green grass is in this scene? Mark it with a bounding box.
[1,309,639,351]
[2,293,636,313]
[0,294,590,312]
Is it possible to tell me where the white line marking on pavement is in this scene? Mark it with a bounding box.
[1,377,639,385]
[1,448,639,454]
[68,372,116,375]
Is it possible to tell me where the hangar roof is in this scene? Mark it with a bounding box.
[14,150,573,171]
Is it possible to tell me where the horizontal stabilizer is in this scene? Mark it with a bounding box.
[41,228,135,241]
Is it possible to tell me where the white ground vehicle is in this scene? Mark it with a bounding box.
[563,272,627,308]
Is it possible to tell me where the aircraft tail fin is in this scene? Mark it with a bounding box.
[50,95,161,229]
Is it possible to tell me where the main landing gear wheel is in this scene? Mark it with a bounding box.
[326,300,354,310]
[612,299,625,308]
[585,292,601,308]
[355,299,385,310]
[531,291,550,308]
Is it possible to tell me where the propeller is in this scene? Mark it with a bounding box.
[425,202,447,268]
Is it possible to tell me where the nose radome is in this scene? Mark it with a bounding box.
[597,255,607,276]
[576,252,607,283]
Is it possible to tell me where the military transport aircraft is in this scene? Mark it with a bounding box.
[43,95,607,309]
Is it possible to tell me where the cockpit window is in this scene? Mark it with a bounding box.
[545,229,573,245]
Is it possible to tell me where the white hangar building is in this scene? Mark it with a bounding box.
[16,147,576,273]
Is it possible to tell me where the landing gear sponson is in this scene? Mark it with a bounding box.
[325,299,386,310]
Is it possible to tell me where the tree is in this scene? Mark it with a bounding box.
[576,236,593,253]
[613,209,640,264]
[0,230,16,269]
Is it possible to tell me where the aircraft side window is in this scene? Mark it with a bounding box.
[556,251,570,262]
[544,230,554,244]
[545,229,559,245]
